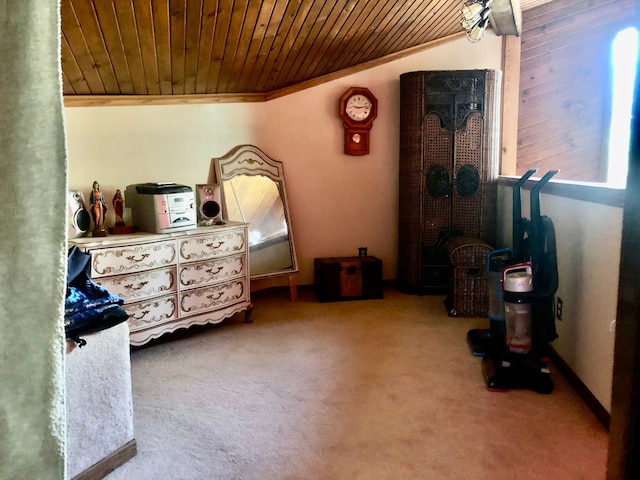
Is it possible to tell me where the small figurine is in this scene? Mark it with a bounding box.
[89,180,108,236]
[112,189,125,227]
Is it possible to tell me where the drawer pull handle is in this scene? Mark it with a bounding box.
[126,253,150,263]
[207,292,225,301]
[132,310,150,320]
[206,241,224,250]
[207,266,224,275]
[125,281,149,291]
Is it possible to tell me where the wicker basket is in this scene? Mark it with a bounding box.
[446,236,493,268]
[446,237,493,317]
[449,267,489,317]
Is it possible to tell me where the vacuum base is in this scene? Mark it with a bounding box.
[466,327,506,357]
[481,352,554,394]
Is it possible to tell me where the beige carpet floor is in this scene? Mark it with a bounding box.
[105,287,608,480]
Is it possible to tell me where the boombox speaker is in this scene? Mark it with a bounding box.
[67,190,91,238]
[195,184,223,225]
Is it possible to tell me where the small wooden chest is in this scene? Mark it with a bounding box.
[314,256,383,302]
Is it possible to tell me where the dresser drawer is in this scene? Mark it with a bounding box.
[124,294,178,333]
[94,266,177,302]
[90,239,177,278]
[178,254,246,290]
[179,278,247,316]
[178,230,246,263]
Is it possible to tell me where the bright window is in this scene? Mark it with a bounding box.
[607,27,638,188]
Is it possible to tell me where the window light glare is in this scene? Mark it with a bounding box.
[608,27,638,188]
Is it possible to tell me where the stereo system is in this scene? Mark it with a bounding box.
[67,183,222,237]
[67,190,91,238]
[195,184,223,225]
[125,183,196,234]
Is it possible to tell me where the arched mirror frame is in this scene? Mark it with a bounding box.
[210,145,299,287]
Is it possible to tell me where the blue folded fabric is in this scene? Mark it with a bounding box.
[64,246,129,346]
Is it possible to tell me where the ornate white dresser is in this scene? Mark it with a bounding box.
[70,221,252,346]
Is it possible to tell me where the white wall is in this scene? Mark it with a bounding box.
[496,185,621,412]
[64,32,503,287]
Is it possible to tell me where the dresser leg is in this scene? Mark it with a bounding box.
[289,275,298,302]
[244,303,254,323]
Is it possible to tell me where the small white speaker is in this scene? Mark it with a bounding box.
[67,190,91,238]
[195,184,223,225]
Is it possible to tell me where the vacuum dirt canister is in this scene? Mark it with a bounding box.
[503,263,534,354]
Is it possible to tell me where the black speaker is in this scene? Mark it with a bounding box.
[67,190,91,238]
[195,184,222,225]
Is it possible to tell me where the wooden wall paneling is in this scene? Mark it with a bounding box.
[60,4,89,94]
[194,0,218,94]
[350,1,408,65]
[518,98,604,133]
[64,0,118,94]
[97,2,131,93]
[392,0,448,53]
[517,0,636,180]
[233,1,277,93]
[501,35,522,176]
[214,0,252,93]
[295,0,352,83]
[132,0,160,96]
[522,0,633,34]
[253,0,304,92]
[416,0,460,44]
[60,35,91,95]
[365,0,429,61]
[301,0,359,81]
[205,0,234,93]
[323,0,393,74]
[182,0,205,94]
[518,122,604,159]
[261,0,317,91]
[60,1,557,99]
[518,142,607,181]
[151,0,173,95]
[244,1,290,92]
[116,0,152,95]
[269,0,331,89]
[169,1,187,95]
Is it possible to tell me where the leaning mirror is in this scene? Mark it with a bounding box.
[211,145,299,282]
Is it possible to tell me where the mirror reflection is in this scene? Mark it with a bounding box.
[211,145,298,279]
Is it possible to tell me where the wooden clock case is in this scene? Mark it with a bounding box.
[339,87,378,156]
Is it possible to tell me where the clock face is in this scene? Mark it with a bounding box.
[345,94,372,121]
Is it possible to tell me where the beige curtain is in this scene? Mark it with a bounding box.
[0,0,67,478]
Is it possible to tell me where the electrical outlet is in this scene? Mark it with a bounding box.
[556,297,563,320]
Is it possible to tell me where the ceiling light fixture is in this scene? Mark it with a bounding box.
[461,0,493,43]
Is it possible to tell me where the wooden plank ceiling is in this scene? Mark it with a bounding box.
[61,0,548,99]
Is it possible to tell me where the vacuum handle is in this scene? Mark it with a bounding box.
[486,248,513,271]
[502,262,533,285]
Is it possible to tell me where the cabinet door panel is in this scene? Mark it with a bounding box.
[178,254,246,289]
[124,294,178,332]
[179,279,247,316]
[90,240,177,278]
[94,266,177,301]
[178,230,246,263]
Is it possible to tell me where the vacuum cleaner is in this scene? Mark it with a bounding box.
[467,169,559,393]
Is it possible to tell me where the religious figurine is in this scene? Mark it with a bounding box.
[112,189,125,227]
[89,180,107,236]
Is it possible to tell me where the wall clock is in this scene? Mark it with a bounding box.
[339,87,378,156]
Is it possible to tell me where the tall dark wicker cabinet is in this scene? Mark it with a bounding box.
[398,70,502,294]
